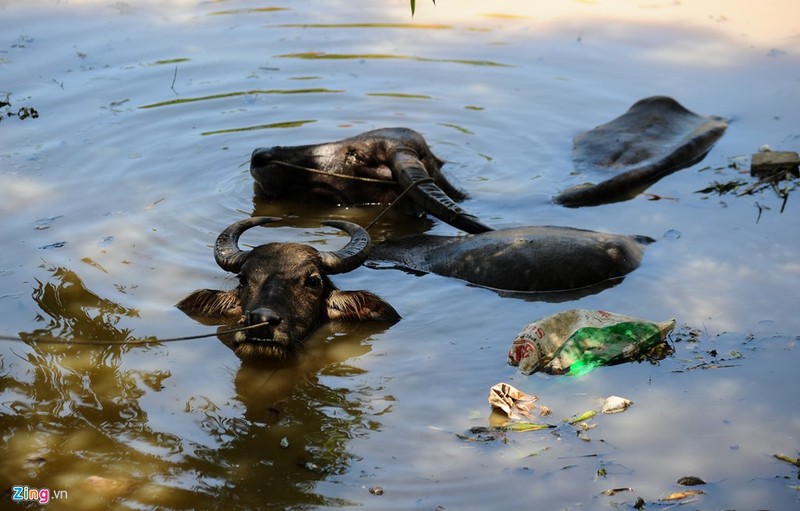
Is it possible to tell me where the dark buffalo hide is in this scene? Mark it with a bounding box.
[555,96,728,207]
[368,226,653,301]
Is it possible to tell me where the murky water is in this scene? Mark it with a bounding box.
[2,1,799,509]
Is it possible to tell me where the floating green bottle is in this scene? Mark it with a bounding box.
[508,309,676,375]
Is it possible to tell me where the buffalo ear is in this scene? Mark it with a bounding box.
[176,289,242,320]
[326,290,400,322]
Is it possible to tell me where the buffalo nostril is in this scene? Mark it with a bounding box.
[251,147,277,168]
[247,308,282,327]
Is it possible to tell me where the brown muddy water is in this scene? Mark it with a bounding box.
[1,1,799,509]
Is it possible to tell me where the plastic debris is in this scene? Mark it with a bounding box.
[508,309,676,375]
[601,396,633,414]
[488,382,550,420]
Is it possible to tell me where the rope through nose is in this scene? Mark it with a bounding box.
[364,177,434,231]
[271,160,398,184]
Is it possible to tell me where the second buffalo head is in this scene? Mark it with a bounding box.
[177,217,400,361]
[250,127,494,234]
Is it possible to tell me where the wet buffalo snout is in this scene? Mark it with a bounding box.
[251,147,278,168]
[247,308,282,327]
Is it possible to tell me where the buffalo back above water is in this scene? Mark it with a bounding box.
[369,226,653,300]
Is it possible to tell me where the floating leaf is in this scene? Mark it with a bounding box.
[659,489,705,501]
[601,487,633,496]
[367,92,431,99]
[773,453,800,467]
[695,180,746,195]
[564,409,597,425]
[502,422,555,432]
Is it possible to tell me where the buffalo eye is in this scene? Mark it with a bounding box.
[304,273,323,289]
[344,148,363,163]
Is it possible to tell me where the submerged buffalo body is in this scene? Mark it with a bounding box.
[177,217,399,360]
[556,96,728,207]
[250,127,494,234]
[369,226,653,298]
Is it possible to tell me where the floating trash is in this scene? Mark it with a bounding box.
[508,309,676,375]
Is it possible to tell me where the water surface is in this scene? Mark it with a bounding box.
[1,1,799,509]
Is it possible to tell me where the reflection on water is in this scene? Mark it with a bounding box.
[2,267,390,508]
[24,267,139,343]
[2,268,181,508]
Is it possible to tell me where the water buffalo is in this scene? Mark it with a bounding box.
[368,226,654,300]
[555,96,728,207]
[177,217,399,360]
[250,127,494,234]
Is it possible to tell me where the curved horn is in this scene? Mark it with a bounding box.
[214,216,282,272]
[390,147,495,234]
[318,220,372,275]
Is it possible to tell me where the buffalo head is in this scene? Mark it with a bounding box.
[250,127,494,234]
[177,217,400,361]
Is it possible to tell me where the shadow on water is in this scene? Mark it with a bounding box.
[1,267,393,509]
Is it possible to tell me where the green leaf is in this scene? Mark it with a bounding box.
[411,0,435,16]
[564,409,598,425]
[503,422,555,432]
[774,453,800,467]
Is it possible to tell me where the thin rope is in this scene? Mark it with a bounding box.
[0,321,271,346]
[364,177,435,231]
[270,160,437,232]
[271,160,398,185]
